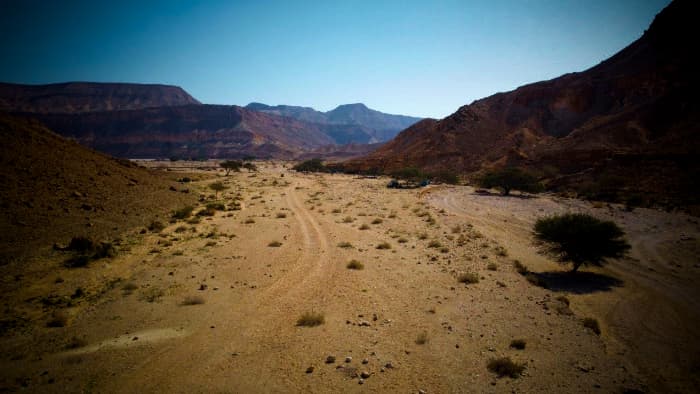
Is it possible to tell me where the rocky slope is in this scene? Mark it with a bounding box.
[0,82,200,113]
[0,114,197,263]
[245,102,421,143]
[25,104,336,159]
[344,0,698,207]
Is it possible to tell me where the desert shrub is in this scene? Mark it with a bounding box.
[175,225,188,233]
[439,247,449,253]
[244,218,255,224]
[242,162,257,172]
[397,237,408,243]
[206,202,226,211]
[487,262,498,271]
[415,331,429,345]
[479,167,543,196]
[391,167,427,182]
[371,218,383,224]
[148,221,165,232]
[427,240,442,248]
[417,232,428,240]
[140,287,164,303]
[583,317,601,335]
[181,295,205,306]
[359,224,370,230]
[457,272,479,284]
[494,246,508,257]
[534,213,630,272]
[297,312,325,327]
[513,260,529,275]
[332,208,342,214]
[293,158,327,173]
[276,212,287,218]
[430,170,459,185]
[556,295,570,306]
[346,260,364,270]
[67,237,95,252]
[209,182,228,198]
[196,207,217,217]
[172,206,194,220]
[510,339,526,350]
[487,357,525,378]
[268,241,282,247]
[342,216,354,223]
[337,241,353,248]
[376,242,391,250]
[122,282,138,294]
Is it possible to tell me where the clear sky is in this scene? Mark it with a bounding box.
[0,0,670,118]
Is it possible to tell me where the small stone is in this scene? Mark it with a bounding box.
[372,313,378,321]
[419,390,427,394]
[360,371,370,379]
[199,284,208,291]
[345,356,352,363]
[132,337,138,341]
[325,355,336,364]
[362,358,369,364]
[359,321,371,327]
[306,366,314,374]
[385,362,394,369]
[380,367,385,372]
[358,379,364,385]
[487,347,495,352]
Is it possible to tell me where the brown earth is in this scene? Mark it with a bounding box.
[0,114,198,264]
[1,162,697,393]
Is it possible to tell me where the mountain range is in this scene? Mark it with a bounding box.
[344,0,698,207]
[0,83,420,159]
[245,102,421,143]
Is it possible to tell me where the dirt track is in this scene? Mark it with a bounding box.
[2,165,696,393]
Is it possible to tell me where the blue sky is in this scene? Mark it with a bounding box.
[0,0,670,118]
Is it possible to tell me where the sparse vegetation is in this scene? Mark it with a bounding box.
[359,224,370,230]
[181,295,205,306]
[148,221,165,232]
[487,357,525,378]
[415,331,429,345]
[268,241,283,247]
[583,317,601,335]
[46,310,69,327]
[534,213,630,272]
[209,181,228,198]
[487,262,498,271]
[457,272,480,284]
[346,260,364,270]
[293,158,327,173]
[296,312,325,327]
[510,339,526,350]
[479,167,543,196]
[427,240,442,248]
[513,260,528,275]
[376,242,391,250]
[337,241,353,248]
[172,206,194,220]
[276,212,287,218]
[371,218,383,224]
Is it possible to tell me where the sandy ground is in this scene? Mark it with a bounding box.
[1,163,697,393]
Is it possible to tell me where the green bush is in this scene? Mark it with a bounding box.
[220,160,242,175]
[293,158,327,173]
[479,167,543,196]
[534,213,630,272]
[172,206,194,220]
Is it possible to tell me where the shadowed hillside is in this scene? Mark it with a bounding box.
[0,114,197,263]
[344,0,699,208]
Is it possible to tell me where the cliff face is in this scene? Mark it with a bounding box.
[345,0,698,206]
[0,82,201,113]
[28,104,336,159]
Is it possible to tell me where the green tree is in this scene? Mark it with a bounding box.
[479,167,542,196]
[534,213,630,272]
[220,160,243,175]
[209,181,228,198]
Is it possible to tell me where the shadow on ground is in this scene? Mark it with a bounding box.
[472,190,537,199]
[533,271,624,294]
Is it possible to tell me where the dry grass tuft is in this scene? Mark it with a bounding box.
[297,312,325,327]
[346,260,364,270]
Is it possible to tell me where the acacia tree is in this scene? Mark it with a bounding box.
[534,213,630,272]
[220,160,243,175]
[242,162,257,172]
[479,167,542,196]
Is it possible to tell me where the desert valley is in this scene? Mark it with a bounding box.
[1,0,698,393]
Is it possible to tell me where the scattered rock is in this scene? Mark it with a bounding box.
[360,371,370,379]
[359,321,371,327]
[358,379,364,385]
[325,355,336,364]
[345,356,352,363]
[306,366,314,374]
[362,358,369,364]
[199,284,208,291]
[385,362,394,369]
